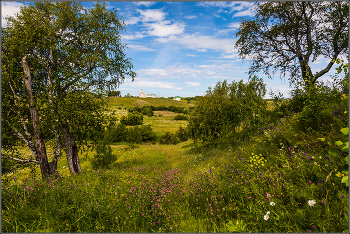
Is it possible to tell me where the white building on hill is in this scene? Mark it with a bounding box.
[173,96,181,101]
[139,89,146,98]
[146,94,157,98]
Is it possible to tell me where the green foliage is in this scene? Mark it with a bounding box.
[108,91,121,97]
[120,112,143,126]
[126,126,143,144]
[329,127,349,187]
[90,142,118,170]
[104,124,157,144]
[141,106,154,117]
[174,114,188,120]
[188,76,267,145]
[159,132,179,145]
[175,126,188,142]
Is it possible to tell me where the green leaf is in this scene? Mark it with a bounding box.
[341,128,349,135]
[341,176,348,186]
[335,141,343,146]
[318,138,325,142]
[328,148,341,156]
[341,142,348,151]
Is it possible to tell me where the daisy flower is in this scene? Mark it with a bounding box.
[264,214,269,221]
[270,202,275,206]
[308,200,316,206]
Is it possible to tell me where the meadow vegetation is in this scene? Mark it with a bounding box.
[2,76,349,232]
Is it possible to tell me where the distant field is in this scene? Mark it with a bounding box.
[106,97,195,109]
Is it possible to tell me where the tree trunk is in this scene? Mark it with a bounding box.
[61,120,82,175]
[21,56,53,179]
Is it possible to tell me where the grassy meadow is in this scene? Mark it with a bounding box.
[1,97,349,233]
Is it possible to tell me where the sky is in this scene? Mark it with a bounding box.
[2,1,346,98]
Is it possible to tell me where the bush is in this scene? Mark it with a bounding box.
[159,132,179,144]
[90,141,117,170]
[141,107,154,117]
[175,126,188,142]
[174,114,188,120]
[120,112,143,126]
[140,125,157,142]
[127,126,142,144]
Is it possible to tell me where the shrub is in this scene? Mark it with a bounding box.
[140,125,157,142]
[105,123,127,143]
[120,112,143,126]
[90,141,117,170]
[159,132,179,144]
[174,114,188,120]
[127,125,142,144]
[141,107,154,117]
[175,126,188,142]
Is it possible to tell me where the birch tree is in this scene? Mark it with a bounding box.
[235,1,348,87]
[1,1,136,179]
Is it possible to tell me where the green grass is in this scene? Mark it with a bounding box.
[106,97,195,110]
[2,99,349,233]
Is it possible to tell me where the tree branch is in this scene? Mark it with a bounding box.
[2,152,39,164]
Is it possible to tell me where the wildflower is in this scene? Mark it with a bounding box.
[312,226,316,229]
[266,211,270,215]
[308,200,316,206]
[264,214,269,220]
[270,202,275,206]
[308,230,312,232]
[266,193,271,198]
[309,181,312,184]
[341,195,344,199]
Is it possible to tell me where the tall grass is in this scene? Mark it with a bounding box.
[2,120,348,232]
[2,95,348,232]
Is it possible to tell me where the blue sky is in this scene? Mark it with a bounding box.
[2,1,344,98]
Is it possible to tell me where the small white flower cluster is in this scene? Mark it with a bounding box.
[264,200,316,221]
[264,211,270,221]
[264,201,276,220]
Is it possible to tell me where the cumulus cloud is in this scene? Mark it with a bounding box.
[124,16,140,25]
[185,15,197,19]
[185,82,201,87]
[133,2,156,7]
[232,9,255,17]
[136,9,185,37]
[2,1,25,27]
[146,21,185,37]
[138,9,166,22]
[156,34,238,58]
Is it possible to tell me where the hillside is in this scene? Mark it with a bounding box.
[106,97,195,110]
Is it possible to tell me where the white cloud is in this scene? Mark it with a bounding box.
[133,2,156,7]
[197,2,228,8]
[136,9,185,38]
[186,54,197,57]
[121,32,146,40]
[228,22,241,29]
[124,16,140,25]
[185,15,197,19]
[124,79,183,90]
[138,9,166,22]
[185,82,201,87]
[126,44,155,51]
[232,9,255,18]
[2,1,25,27]
[156,34,238,58]
[146,21,185,37]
